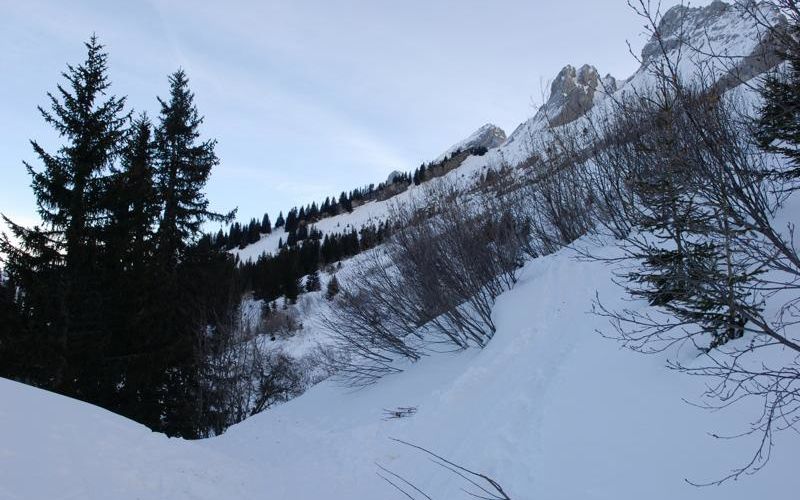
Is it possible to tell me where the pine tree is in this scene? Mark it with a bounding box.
[107,113,158,274]
[247,218,260,244]
[339,192,352,212]
[261,213,272,234]
[154,69,231,268]
[757,29,800,179]
[275,211,285,228]
[0,36,128,392]
[627,100,753,350]
[285,207,298,233]
[103,113,160,412]
[325,274,340,300]
[0,272,30,383]
[147,68,234,437]
[305,270,321,292]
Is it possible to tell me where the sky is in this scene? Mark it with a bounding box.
[0,0,710,233]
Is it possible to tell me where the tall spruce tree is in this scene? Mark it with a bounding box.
[0,36,128,393]
[261,213,272,234]
[110,113,158,273]
[154,69,230,267]
[102,113,161,419]
[146,69,234,437]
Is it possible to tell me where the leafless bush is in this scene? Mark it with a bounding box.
[511,119,596,254]
[261,307,301,340]
[247,349,304,415]
[201,309,306,435]
[323,183,528,385]
[526,149,595,253]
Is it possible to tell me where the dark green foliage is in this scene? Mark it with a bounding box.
[305,269,321,292]
[153,69,233,269]
[325,274,340,301]
[237,221,389,306]
[140,69,236,437]
[1,35,128,393]
[261,213,271,234]
[757,19,800,179]
[622,98,756,351]
[0,39,239,438]
[109,114,159,272]
[0,272,33,384]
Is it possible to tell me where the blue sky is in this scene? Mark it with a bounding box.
[0,0,706,233]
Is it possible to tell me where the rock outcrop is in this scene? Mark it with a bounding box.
[434,123,507,163]
[533,64,617,128]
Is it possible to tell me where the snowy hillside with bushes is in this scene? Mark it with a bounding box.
[4,238,799,500]
[3,1,800,499]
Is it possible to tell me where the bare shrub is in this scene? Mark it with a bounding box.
[323,182,529,385]
[200,307,306,435]
[261,307,301,340]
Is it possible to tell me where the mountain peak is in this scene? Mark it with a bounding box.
[534,63,616,128]
[641,0,732,64]
[434,123,507,163]
[638,0,783,89]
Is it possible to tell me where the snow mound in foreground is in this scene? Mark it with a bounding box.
[2,240,799,499]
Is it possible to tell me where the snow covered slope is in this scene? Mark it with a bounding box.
[0,376,269,500]
[3,3,796,499]
[2,239,799,499]
[233,1,782,264]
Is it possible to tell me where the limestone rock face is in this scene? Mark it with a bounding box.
[462,123,507,152]
[640,1,783,90]
[535,64,616,128]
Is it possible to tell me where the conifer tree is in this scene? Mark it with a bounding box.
[757,24,800,179]
[325,274,340,300]
[154,69,231,268]
[285,207,298,233]
[103,113,160,411]
[147,68,234,436]
[305,269,321,292]
[261,213,272,234]
[107,113,158,274]
[0,35,128,392]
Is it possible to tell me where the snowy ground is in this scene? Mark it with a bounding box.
[3,238,799,500]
